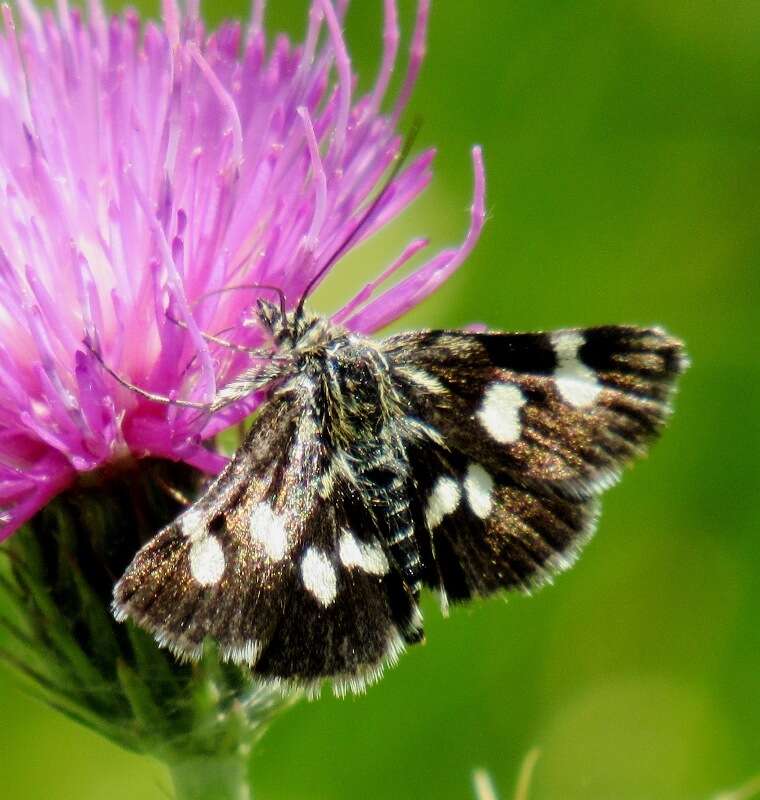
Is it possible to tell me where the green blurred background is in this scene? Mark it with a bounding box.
[2,1,758,798]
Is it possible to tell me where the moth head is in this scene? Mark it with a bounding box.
[255,298,294,347]
[255,296,336,356]
[256,298,283,330]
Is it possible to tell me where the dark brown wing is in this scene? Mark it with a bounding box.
[384,325,686,603]
[404,440,600,606]
[113,389,420,695]
[386,325,686,497]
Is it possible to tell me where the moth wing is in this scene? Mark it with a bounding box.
[113,398,302,664]
[386,325,687,498]
[251,480,423,694]
[114,392,420,693]
[405,439,599,605]
[384,325,686,603]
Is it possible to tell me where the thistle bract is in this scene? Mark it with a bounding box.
[0,0,485,540]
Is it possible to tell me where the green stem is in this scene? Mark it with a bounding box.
[168,754,251,800]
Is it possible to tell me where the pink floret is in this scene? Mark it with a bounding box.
[0,0,485,539]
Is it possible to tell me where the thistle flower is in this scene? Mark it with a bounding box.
[0,0,484,795]
[0,0,485,540]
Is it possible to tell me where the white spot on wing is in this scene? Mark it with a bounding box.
[425,476,461,529]
[180,507,207,540]
[396,365,446,395]
[301,547,338,606]
[464,463,494,519]
[339,530,389,575]
[552,331,603,408]
[249,501,288,560]
[189,536,225,586]
[477,382,526,443]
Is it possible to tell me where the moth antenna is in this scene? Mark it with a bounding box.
[294,117,423,322]
[165,312,287,359]
[191,283,288,316]
[184,282,290,347]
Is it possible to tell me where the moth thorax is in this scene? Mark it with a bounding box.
[327,344,397,432]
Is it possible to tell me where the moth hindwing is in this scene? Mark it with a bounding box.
[113,304,687,694]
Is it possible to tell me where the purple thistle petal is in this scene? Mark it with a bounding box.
[391,0,429,124]
[332,236,429,325]
[0,0,486,539]
[369,0,399,115]
[346,147,486,333]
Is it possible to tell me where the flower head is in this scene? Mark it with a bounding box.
[0,0,485,539]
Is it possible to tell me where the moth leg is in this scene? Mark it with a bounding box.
[84,339,210,410]
[155,475,193,507]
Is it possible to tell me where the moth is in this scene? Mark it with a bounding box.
[112,297,687,695]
